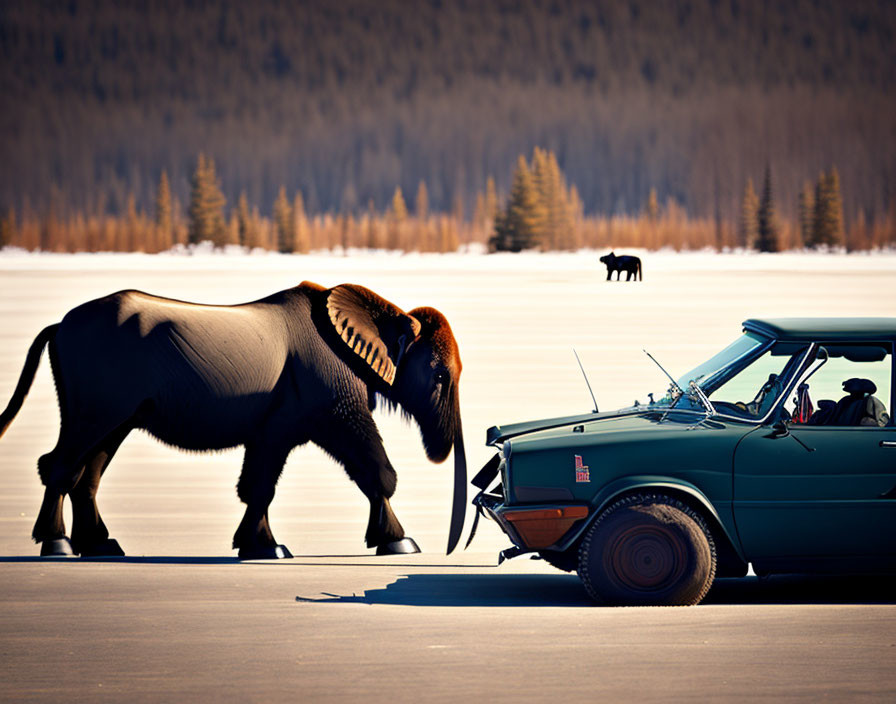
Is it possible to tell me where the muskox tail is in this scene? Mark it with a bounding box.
[0,324,59,440]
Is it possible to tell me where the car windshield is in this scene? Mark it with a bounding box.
[675,332,770,392]
[648,333,812,421]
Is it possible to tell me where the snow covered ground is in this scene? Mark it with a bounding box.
[0,248,894,558]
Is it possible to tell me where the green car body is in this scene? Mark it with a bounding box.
[473,318,896,600]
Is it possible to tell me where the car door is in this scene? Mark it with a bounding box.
[732,341,896,568]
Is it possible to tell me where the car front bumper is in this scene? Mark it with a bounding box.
[471,454,590,553]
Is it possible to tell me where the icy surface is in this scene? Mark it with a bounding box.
[0,249,894,558]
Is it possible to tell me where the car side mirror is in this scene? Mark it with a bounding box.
[768,419,815,452]
[770,420,790,438]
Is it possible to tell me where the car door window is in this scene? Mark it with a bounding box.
[784,343,892,427]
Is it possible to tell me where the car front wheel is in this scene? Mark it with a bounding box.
[578,493,716,606]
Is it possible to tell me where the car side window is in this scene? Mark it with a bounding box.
[706,343,808,420]
[785,343,892,427]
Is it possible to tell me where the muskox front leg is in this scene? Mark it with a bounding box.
[314,413,419,555]
[233,441,293,559]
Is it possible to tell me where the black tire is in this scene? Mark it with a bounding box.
[538,548,579,572]
[577,493,716,606]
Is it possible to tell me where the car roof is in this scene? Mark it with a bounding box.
[743,318,896,343]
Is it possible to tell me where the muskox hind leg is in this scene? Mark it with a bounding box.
[33,487,69,556]
[233,441,293,559]
[33,441,93,556]
[68,423,132,557]
[33,423,132,557]
[33,399,144,556]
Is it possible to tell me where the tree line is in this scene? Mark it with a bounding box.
[2,0,895,230]
[2,151,893,253]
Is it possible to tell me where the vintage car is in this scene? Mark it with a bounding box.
[471,318,896,605]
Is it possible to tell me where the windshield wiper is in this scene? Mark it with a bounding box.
[686,380,716,426]
[643,349,684,402]
[644,350,716,426]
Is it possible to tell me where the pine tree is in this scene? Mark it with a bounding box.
[391,186,408,221]
[188,154,227,246]
[273,186,294,253]
[388,187,407,250]
[245,206,265,250]
[415,181,429,221]
[797,181,814,247]
[438,214,459,253]
[293,191,310,253]
[488,207,512,253]
[756,164,779,252]
[154,171,173,251]
[125,192,139,251]
[490,155,544,251]
[810,168,844,248]
[236,191,251,247]
[339,214,352,252]
[224,212,240,246]
[739,179,759,249]
[414,181,429,250]
[365,199,379,249]
[530,147,552,246]
[0,208,15,248]
[829,168,844,243]
[533,147,575,249]
[206,158,228,247]
[549,151,576,250]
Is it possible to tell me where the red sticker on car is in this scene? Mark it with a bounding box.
[575,455,590,483]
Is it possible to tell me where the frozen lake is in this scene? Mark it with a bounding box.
[1,248,894,558]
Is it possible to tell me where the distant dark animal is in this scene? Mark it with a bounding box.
[600,252,642,281]
[0,282,467,559]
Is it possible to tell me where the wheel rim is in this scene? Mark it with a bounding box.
[606,525,686,592]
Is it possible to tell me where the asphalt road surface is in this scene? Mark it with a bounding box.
[1,252,895,702]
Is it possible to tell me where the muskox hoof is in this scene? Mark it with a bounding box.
[79,538,125,558]
[376,537,421,555]
[40,537,75,557]
[238,544,293,560]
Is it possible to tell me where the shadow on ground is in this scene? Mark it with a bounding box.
[297,573,591,607]
[296,573,896,608]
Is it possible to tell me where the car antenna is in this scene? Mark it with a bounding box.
[573,349,599,413]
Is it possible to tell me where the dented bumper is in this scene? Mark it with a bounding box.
[471,453,590,553]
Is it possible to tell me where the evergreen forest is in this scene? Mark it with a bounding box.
[1,0,895,252]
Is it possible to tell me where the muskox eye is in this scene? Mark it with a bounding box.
[434,369,448,386]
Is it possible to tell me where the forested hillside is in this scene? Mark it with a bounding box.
[2,0,894,224]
